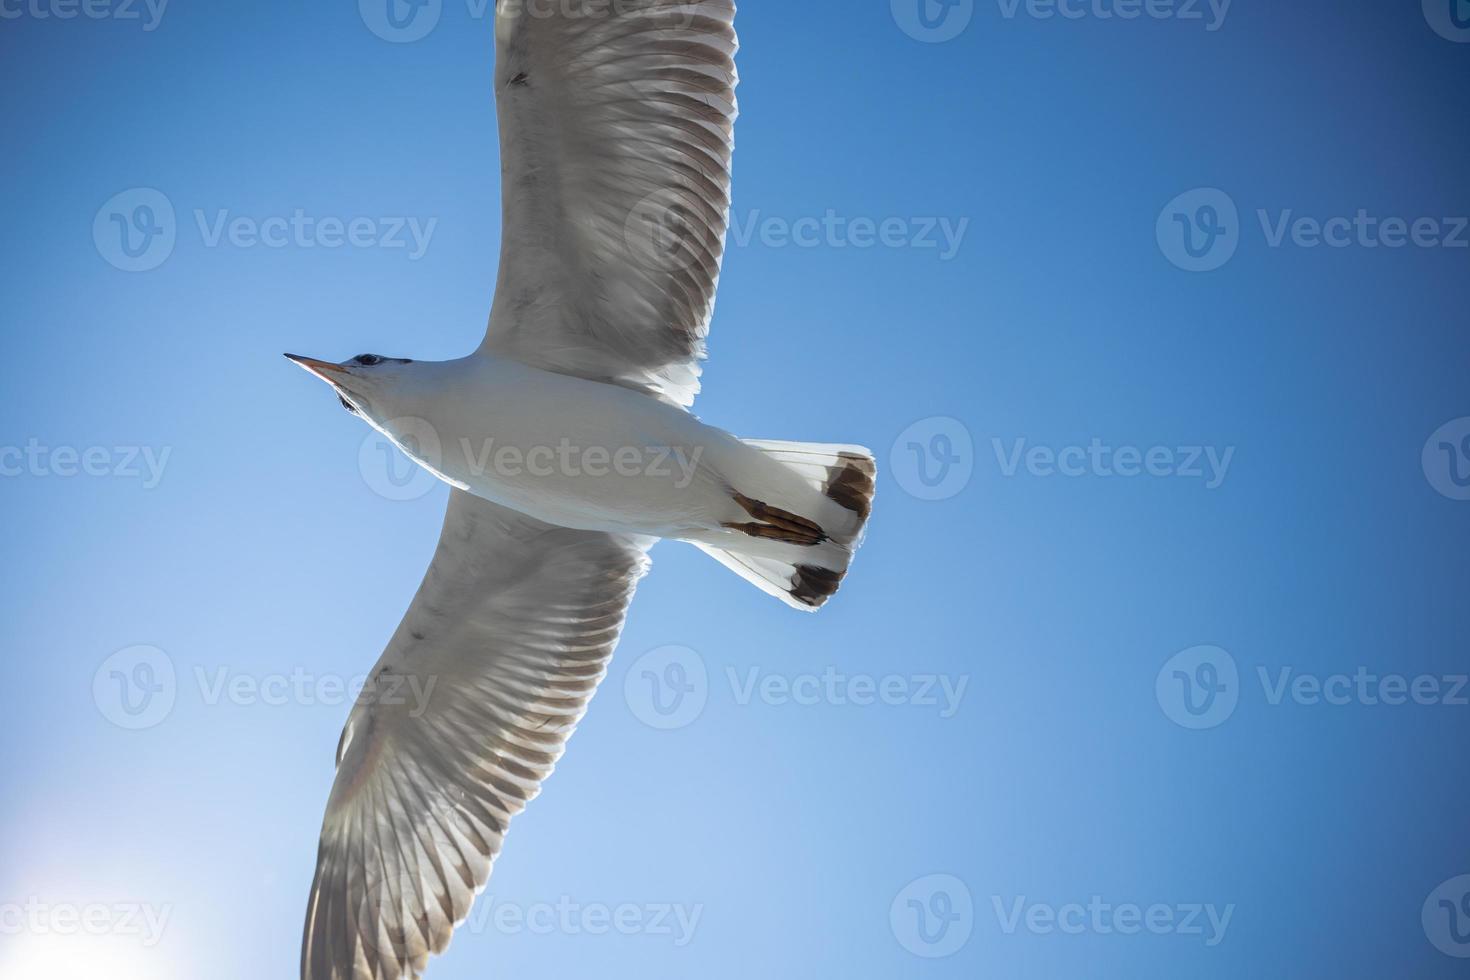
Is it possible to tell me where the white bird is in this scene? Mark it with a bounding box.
[287,3,875,977]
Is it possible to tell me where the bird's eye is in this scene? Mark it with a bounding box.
[353,354,383,367]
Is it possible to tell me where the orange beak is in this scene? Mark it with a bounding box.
[284,353,350,381]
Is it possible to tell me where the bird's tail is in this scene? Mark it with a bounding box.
[695,440,876,612]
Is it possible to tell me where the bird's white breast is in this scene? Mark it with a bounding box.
[379,356,740,537]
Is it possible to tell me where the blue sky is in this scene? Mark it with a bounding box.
[2,1,1469,978]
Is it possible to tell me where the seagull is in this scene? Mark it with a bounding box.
[286,3,875,977]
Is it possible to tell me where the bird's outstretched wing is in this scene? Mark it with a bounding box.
[480,0,739,409]
[300,490,652,980]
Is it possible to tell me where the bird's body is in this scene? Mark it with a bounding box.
[361,353,746,535]
[357,353,867,563]
[287,3,877,977]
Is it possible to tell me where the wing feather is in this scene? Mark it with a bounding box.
[301,490,652,980]
[480,0,739,409]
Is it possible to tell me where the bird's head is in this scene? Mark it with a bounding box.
[284,352,419,424]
